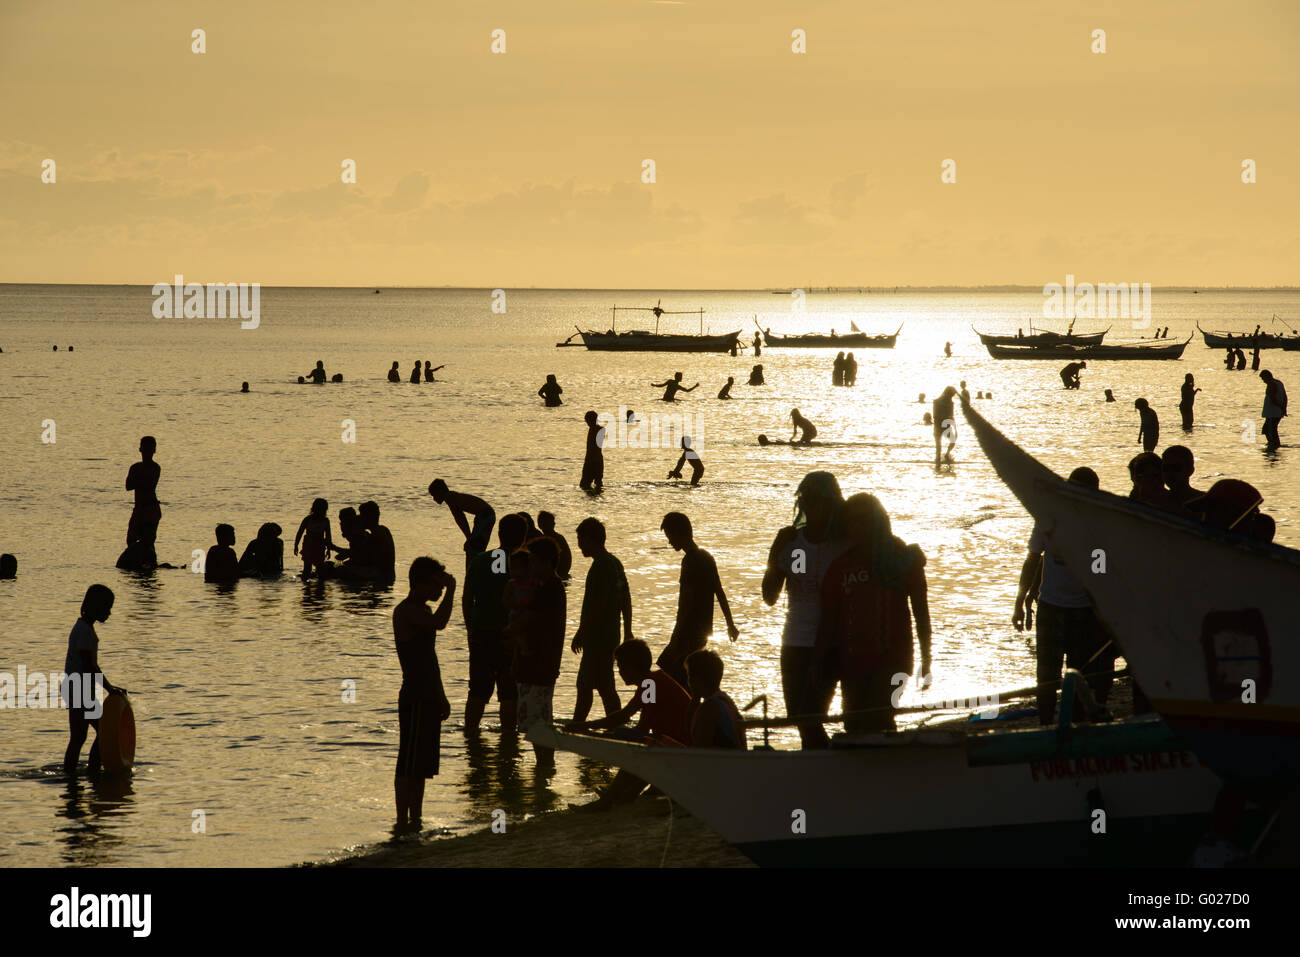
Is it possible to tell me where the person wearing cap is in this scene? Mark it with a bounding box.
[1014,466,1114,724]
[1186,479,1271,542]
[1260,370,1287,449]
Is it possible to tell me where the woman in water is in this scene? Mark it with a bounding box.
[790,408,817,445]
[538,374,563,406]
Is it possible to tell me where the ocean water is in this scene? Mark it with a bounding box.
[1,285,1297,867]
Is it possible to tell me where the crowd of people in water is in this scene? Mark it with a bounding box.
[25,334,1289,834]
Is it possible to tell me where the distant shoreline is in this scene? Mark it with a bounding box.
[3,283,1299,293]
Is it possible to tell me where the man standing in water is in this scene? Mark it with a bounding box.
[462,514,524,734]
[125,436,161,554]
[657,512,739,686]
[1134,398,1160,452]
[933,387,957,464]
[1179,374,1201,430]
[762,471,850,749]
[572,518,633,723]
[428,479,496,571]
[1260,370,1288,449]
[651,372,699,402]
[580,410,605,492]
[393,557,455,831]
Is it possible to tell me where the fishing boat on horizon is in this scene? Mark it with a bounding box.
[557,301,741,352]
[760,320,901,349]
[983,337,1191,361]
[963,399,1300,798]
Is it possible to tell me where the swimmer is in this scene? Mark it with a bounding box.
[668,436,705,485]
[297,376,306,383]
[0,553,16,579]
[240,382,249,393]
[960,380,970,404]
[294,498,333,578]
[917,393,926,403]
[922,412,933,426]
[747,364,765,386]
[388,362,401,383]
[410,361,422,384]
[306,360,327,384]
[424,361,443,382]
[790,408,817,445]
[1104,388,1115,402]
[205,524,240,584]
[538,374,563,407]
[331,373,343,382]
[717,376,734,400]
[651,372,699,402]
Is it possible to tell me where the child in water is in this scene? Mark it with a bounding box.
[668,436,705,485]
[294,498,333,577]
[205,524,240,584]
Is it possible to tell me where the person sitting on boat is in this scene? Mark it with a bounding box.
[762,471,850,749]
[668,436,704,485]
[790,408,817,445]
[1127,453,1189,516]
[652,372,699,402]
[813,493,930,734]
[684,650,747,749]
[748,364,764,386]
[1059,360,1086,390]
[538,374,563,406]
[387,361,401,383]
[1160,446,1204,506]
[717,376,734,400]
[1013,466,1114,724]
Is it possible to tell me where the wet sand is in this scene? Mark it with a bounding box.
[318,794,753,868]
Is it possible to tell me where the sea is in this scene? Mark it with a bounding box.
[1,285,1297,867]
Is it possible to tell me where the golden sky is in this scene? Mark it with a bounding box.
[2,0,1296,287]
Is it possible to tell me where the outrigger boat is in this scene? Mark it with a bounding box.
[973,325,1109,347]
[535,687,1257,866]
[760,320,901,349]
[557,301,740,353]
[1197,317,1300,350]
[983,337,1191,361]
[964,399,1299,795]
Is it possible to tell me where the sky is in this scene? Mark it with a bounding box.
[1,0,1297,287]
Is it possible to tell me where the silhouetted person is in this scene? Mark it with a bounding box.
[463,513,525,733]
[1013,467,1113,722]
[1252,346,1261,371]
[959,380,970,404]
[424,361,442,382]
[361,500,397,583]
[331,373,343,382]
[717,376,734,400]
[538,374,563,406]
[685,650,747,749]
[844,352,857,386]
[1260,370,1287,449]
[0,554,16,579]
[729,340,738,357]
[297,376,306,383]
[1234,348,1247,371]
[668,436,705,485]
[933,387,957,463]
[1161,445,1204,506]
[1187,479,1271,541]
[1060,360,1086,389]
[63,584,122,776]
[657,512,738,686]
[580,411,605,492]
[294,498,332,577]
[1224,348,1235,370]
[790,408,817,445]
[240,381,249,393]
[331,506,375,578]
[651,371,699,402]
[537,510,572,579]
[1104,388,1115,402]
[1129,453,1187,514]
[410,361,421,384]
[306,360,327,383]
[572,518,633,723]
[917,393,926,403]
[762,471,848,749]
[205,524,240,584]
[388,362,401,383]
[833,352,845,386]
[754,334,762,357]
[428,479,496,568]
[1134,398,1159,452]
[943,341,952,357]
[748,364,764,386]
[393,557,455,830]
[814,493,931,733]
[1179,374,1201,429]
[119,436,161,570]
[514,537,566,769]
[239,523,284,578]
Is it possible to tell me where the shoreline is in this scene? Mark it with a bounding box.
[314,794,753,869]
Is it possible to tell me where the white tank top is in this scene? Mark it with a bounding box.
[777,529,850,648]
